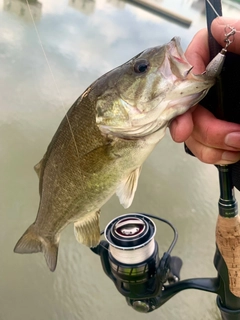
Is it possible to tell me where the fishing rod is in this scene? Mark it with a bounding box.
[91,0,240,318]
[203,0,240,318]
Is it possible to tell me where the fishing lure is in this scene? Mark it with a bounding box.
[205,25,236,77]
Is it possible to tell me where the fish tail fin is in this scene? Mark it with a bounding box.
[14,224,59,272]
[14,224,42,254]
[42,240,59,272]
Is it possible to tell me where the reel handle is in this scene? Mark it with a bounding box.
[168,256,183,284]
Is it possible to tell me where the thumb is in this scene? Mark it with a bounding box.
[211,17,240,54]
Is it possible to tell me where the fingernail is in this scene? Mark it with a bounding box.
[225,132,240,148]
[222,151,240,162]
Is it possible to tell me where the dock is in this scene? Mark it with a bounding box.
[126,0,192,27]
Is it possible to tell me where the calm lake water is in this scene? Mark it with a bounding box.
[1,0,240,319]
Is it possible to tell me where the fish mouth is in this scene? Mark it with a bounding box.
[165,37,215,85]
[164,37,197,80]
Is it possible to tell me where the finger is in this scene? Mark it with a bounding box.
[185,29,209,74]
[169,109,194,143]
[191,106,240,151]
[211,17,240,54]
[185,136,240,165]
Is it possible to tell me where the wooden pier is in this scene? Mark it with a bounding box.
[126,0,192,27]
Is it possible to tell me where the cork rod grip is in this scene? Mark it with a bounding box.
[216,214,240,297]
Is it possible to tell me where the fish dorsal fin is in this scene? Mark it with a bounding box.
[116,167,142,209]
[74,210,100,247]
[34,158,44,178]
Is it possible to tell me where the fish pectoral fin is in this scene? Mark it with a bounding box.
[116,166,142,209]
[74,210,100,247]
[14,223,59,272]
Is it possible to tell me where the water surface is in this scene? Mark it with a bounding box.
[1,0,240,319]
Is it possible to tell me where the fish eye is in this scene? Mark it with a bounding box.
[134,60,149,73]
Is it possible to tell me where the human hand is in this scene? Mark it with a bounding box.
[170,17,240,164]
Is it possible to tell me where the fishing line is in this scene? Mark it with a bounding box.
[25,0,239,159]
[25,0,80,158]
[206,0,221,17]
[206,0,240,34]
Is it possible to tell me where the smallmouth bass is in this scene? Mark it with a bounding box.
[14,37,215,271]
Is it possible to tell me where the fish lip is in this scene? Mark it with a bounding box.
[168,37,187,62]
[166,37,194,79]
